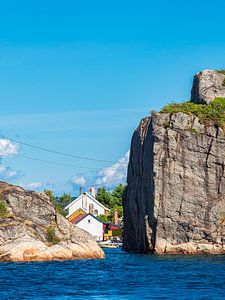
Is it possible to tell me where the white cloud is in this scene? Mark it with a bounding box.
[0,139,19,157]
[0,139,21,182]
[70,175,86,187]
[0,165,21,180]
[96,150,129,187]
[20,182,43,190]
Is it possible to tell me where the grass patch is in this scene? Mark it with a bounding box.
[0,199,8,218]
[46,226,60,245]
[217,70,225,76]
[160,97,225,128]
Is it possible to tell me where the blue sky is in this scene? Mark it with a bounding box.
[0,0,225,194]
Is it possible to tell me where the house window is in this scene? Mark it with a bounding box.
[94,209,98,216]
[88,219,91,223]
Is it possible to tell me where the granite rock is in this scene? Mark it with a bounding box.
[0,182,104,262]
[191,70,225,104]
[123,112,225,254]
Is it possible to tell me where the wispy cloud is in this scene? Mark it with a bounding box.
[95,151,129,188]
[20,182,43,190]
[0,165,22,180]
[69,175,87,187]
[19,181,58,192]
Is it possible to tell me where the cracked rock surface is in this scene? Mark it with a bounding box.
[191,70,225,104]
[0,182,104,262]
[123,112,225,254]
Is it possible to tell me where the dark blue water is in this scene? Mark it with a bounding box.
[0,249,224,300]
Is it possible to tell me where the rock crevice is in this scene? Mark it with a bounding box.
[123,112,225,254]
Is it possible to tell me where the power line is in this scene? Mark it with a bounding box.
[16,154,103,171]
[69,179,127,189]
[16,154,127,188]
[3,135,128,165]
[16,153,129,174]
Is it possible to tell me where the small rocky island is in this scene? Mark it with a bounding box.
[0,182,104,262]
[123,70,225,254]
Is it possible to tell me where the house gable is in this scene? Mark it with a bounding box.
[65,192,111,218]
[76,213,107,225]
[75,213,104,241]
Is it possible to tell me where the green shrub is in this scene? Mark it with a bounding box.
[0,200,8,218]
[217,70,225,76]
[55,205,67,217]
[46,226,60,245]
[160,98,225,128]
[97,214,110,223]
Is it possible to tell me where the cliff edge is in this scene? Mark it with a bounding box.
[0,182,104,262]
[123,70,225,254]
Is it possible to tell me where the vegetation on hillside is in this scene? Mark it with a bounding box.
[96,184,125,223]
[46,226,60,245]
[44,190,72,217]
[217,70,225,76]
[160,97,225,127]
[0,198,8,218]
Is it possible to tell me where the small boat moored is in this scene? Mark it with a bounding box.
[98,240,121,248]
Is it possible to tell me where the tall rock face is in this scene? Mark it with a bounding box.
[191,70,225,104]
[123,112,225,254]
[0,182,104,262]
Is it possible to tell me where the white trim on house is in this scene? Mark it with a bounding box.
[65,192,111,212]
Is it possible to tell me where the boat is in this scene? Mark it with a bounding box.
[98,241,121,248]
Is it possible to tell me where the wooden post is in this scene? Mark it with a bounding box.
[113,208,118,225]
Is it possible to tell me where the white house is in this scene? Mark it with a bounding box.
[65,192,110,219]
[75,213,105,241]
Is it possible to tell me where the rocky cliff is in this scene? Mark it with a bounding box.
[191,70,225,104]
[123,70,225,254]
[0,182,104,262]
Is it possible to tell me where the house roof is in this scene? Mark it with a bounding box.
[71,213,86,225]
[66,207,86,220]
[75,213,109,225]
[65,192,111,211]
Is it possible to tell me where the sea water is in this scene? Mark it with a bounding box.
[0,248,224,299]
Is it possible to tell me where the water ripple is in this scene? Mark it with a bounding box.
[0,249,224,299]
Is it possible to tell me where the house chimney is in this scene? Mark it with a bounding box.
[89,204,94,214]
[89,187,96,198]
[79,187,82,195]
[113,208,118,225]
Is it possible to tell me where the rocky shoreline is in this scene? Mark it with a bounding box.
[0,182,104,262]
